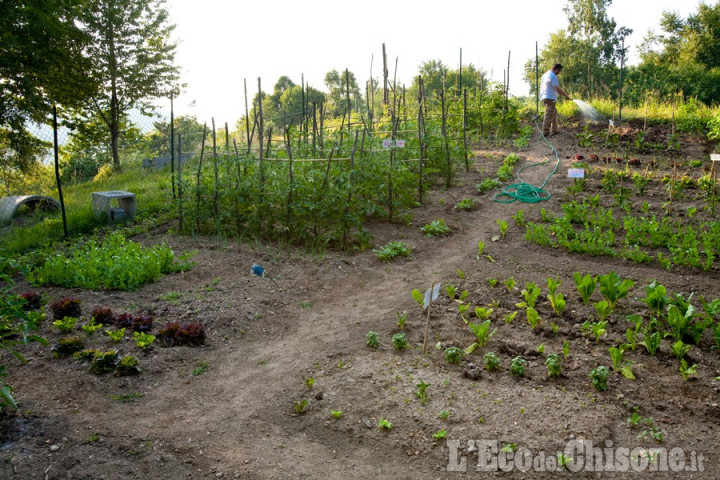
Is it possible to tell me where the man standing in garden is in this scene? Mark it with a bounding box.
[540,64,571,137]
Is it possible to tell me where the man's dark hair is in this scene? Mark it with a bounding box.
[552,63,563,71]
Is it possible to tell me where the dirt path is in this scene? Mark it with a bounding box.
[3,130,720,479]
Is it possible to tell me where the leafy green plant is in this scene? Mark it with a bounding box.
[392,333,408,350]
[29,233,196,291]
[90,307,114,325]
[573,272,595,304]
[474,307,493,321]
[116,355,140,376]
[596,272,635,309]
[562,340,570,359]
[589,366,609,391]
[504,277,516,293]
[625,315,643,351]
[421,219,451,237]
[536,343,545,354]
[132,332,155,350]
[294,399,309,414]
[330,409,343,419]
[81,319,103,335]
[90,350,119,375]
[446,284,457,299]
[411,289,424,307]
[512,210,525,226]
[643,282,669,317]
[594,300,613,322]
[640,329,662,356]
[378,417,393,430]
[510,357,527,377]
[396,311,407,330]
[444,347,463,364]
[105,328,125,343]
[454,198,475,211]
[520,282,541,308]
[50,335,84,358]
[591,320,608,342]
[546,354,562,378]
[432,428,448,440]
[191,359,209,376]
[609,346,625,372]
[679,358,697,381]
[53,316,78,334]
[458,290,469,302]
[374,241,411,262]
[439,410,451,420]
[525,307,541,330]
[465,320,497,353]
[483,352,500,371]
[476,178,500,193]
[666,304,700,344]
[671,340,691,360]
[547,277,566,316]
[504,311,518,324]
[488,278,498,288]
[157,322,206,347]
[497,219,508,238]
[366,331,379,349]
[416,380,430,404]
[305,377,315,389]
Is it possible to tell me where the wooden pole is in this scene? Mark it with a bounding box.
[170,94,175,199]
[312,101,317,156]
[458,47,462,97]
[382,43,389,105]
[52,105,68,237]
[417,76,424,205]
[441,88,451,187]
[284,127,294,234]
[258,78,265,194]
[422,283,434,355]
[244,79,251,154]
[177,133,183,231]
[535,41,539,114]
[212,118,218,220]
[346,68,352,133]
[196,122,207,230]
[463,88,469,172]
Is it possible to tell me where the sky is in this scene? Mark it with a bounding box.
[166,0,704,126]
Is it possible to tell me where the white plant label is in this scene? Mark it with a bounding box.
[568,168,585,178]
[423,283,442,309]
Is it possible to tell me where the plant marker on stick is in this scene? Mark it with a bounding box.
[251,263,279,288]
[422,282,441,354]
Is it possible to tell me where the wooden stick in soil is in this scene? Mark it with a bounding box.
[258,77,265,195]
[244,78,251,153]
[382,43,388,105]
[440,88,452,187]
[417,75,424,205]
[422,285,433,355]
[669,161,676,215]
[196,122,207,230]
[177,133,183,231]
[463,88,469,172]
[212,118,219,220]
[284,127,294,237]
[312,101,317,156]
[345,68,352,134]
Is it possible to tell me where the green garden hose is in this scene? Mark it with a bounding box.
[493,117,562,204]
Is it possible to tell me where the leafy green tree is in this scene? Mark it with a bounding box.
[0,0,94,184]
[324,69,362,117]
[72,0,181,169]
[146,115,206,157]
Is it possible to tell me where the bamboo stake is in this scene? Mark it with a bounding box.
[417,76,424,205]
[177,133,183,231]
[212,118,218,220]
[244,79,251,154]
[382,43,388,105]
[258,78,265,195]
[463,88,469,172]
[345,68,352,134]
[284,127,294,235]
[440,88,451,187]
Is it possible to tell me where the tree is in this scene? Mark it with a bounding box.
[324,69,361,117]
[524,0,631,99]
[73,0,181,169]
[0,0,94,183]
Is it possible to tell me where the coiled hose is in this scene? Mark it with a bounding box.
[493,117,561,204]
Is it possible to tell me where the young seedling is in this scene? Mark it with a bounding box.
[396,311,407,330]
[416,380,430,404]
[497,219,509,238]
[305,378,315,389]
[421,219,451,237]
[105,328,125,343]
[525,307,541,330]
[504,311,518,324]
[375,241,411,262]
[520,282,542,308]
[330,409,343,419]
[446,284,457,299]
[488,278,499,288]
[82,319,103,335]
[536,343,545,354]
[458,290,469,302]
[438,410,451,420]
[294,399,309,414]
[411,289,424,307]
[378,417,393,430]
[457,269,465,280]
[643,282,669,318]
[513,209,525,226]
[510,357,527,377]
[392,333,409,350]
[547,277,566,316]
[465,320,497,354]
[477,241,494,262]
[591,321,607,342]
[589,366,609,391]
[625,315,643,351]
[546,354,562,378]
[444,347,463,364]
[573,272,596,304]
[433,429,448,440]
[366,331,379,349]
[53,316,78,334]
[597,272,635,309]
[474,307,493,321]
[483,352,500,371]
[454,198,475,211]
[679,359,697,381]
[609,346,625,372]
[594,300,613,322]
[671,340,691,360]
[504,277,516,293]
[562,340,570,359]
[133,332,155,350]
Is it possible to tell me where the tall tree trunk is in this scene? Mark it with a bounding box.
[107,5,120,169]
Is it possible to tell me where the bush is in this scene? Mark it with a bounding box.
[29,233,196,291]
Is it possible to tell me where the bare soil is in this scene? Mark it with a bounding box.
[2,122,720,479]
